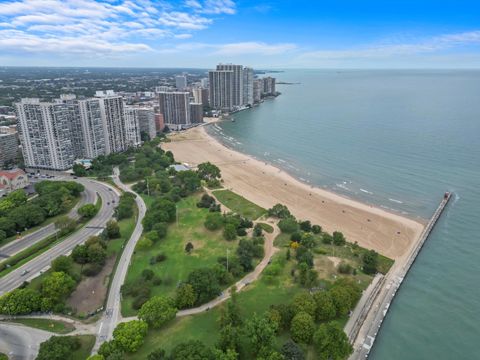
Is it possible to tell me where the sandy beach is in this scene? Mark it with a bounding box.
[163,125,425,260]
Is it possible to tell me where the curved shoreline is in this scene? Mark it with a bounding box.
[164,124,424,260]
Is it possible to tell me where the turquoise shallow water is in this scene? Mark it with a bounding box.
[207,70,480,359]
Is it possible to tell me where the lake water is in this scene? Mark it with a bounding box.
[207,70,480,359]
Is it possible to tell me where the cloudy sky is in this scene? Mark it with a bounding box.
[0,0,479,68]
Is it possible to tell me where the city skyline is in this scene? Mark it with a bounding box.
[0,0,479,69]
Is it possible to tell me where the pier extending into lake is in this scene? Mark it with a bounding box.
[347,192,452,359]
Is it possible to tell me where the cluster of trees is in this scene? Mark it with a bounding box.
[98,320,149,358]
[72,236,108,276]
[0,181,84,242]
[143,280,356,360]
[114,193,136,220]
[0,269,77,314]
[36,336,81,360]
[204,212,254,241]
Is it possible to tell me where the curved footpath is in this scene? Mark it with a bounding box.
[92,167,147,352]
[0,177,120,296]
[0,178,97,259]
[0,322,51,360]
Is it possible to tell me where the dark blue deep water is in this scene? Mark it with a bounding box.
[207,70,480,359]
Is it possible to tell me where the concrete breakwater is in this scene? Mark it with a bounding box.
[348,192,452,359]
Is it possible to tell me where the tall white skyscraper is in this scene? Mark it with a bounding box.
[216,64,243,107]
[158,91,191,130]
[242,67,254,106]
[77,98,106,159]
[175,75,187,91]
[16,98,75,170]
[124,107,142,147]
[208,70,234,111]
[96,91,126,154]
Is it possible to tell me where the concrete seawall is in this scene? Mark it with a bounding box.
[348,192,452,359]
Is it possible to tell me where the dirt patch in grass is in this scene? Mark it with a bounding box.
[327,256,342,268]
[67,256,116,315]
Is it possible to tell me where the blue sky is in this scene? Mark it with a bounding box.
[0,0,479,68]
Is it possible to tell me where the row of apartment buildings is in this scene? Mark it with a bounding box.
[209,64,276,111]
[15,91,158,171]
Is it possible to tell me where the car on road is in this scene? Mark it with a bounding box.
[21,269,30,276]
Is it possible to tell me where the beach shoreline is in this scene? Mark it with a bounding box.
[163,124,425,260]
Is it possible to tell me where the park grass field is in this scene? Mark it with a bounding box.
[121,194,240,317]
[4,318,75,334]
[212,189,266,220]
[127,230,379,360]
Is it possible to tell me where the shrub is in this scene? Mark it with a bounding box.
[337,262,353,274]
[136,237,153,251]
[312,225,322,234]
[82,263,104,277]
[204,212,223,231]
[278,217,299,234]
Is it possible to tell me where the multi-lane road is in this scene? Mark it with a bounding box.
[0,177,120,296]
[0,180,96,259]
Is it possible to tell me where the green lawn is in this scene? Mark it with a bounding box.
[71,335,95,360]
[212,189,266,220]
[5,318,75,334]
[258,222,274,233]
[121,194,240,317]
[127,233,378,360]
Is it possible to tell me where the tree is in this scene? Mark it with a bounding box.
[312,225,322,234]
[148,348,167,360]
[278,217,299,233]
[290,312,315,344]
[185,242,194,253]
[281,340,305,360]
[217,323,240,353]
[175,283,196,309]
[332,231,346,246]
[204,212,223,231]
[322,233,333,244]
[197,162,221,181]
[73,163,87,177]
[51,255,73,274]
[300,233,316,249]
[253,223,263,237]
[299,220,312,232]
[330,287,353,317]
[36,336,80,360]
[113,320,148,353]
[223,223,237,241]
[41,271,76,303]
[138,296,177,329]
[313,323,353,360]
[245,313,277,354]
[106,220,121,239]
[186,267,221,305]
[87,243,107,265]
[268,204,291,219]
[363,249,379,274]
[292,292,316,316]
[212,349,239,360]
[170,340,214,359]
[313,291,336,322]
[0,288,41,315]
[55,216,76,236]
[78,203,97,219]
[136,237,153,250]
[72,244,88,264]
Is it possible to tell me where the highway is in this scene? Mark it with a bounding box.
[0,180,97,259]
[0,322,51,360]
[93,167,147,352]
[0,177,120,296]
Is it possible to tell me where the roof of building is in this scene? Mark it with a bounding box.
[170,164,190,172]
[0,168,26,180]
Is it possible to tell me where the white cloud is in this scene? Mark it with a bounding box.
[0,0,236,58]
